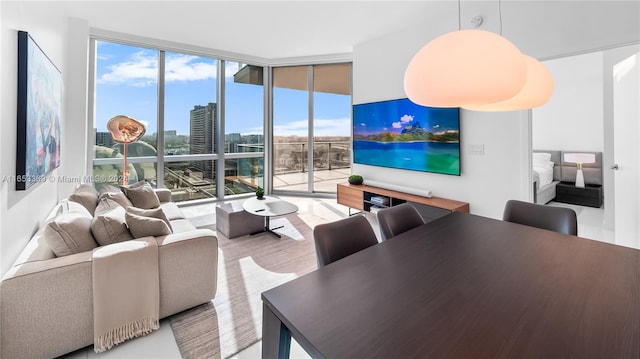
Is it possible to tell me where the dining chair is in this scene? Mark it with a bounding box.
[502,199,578,235]
[313,215,378,268]
[376,203,426,241]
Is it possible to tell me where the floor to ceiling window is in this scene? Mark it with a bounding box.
[272,66,310,192]
[223,62,264,194]
[92,40,265,202]
[272,64,352,193]
[93,42,159,190]
[162,52,218,201]
[91,38,350,202]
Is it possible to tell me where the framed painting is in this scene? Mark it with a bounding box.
[16,31,62,190]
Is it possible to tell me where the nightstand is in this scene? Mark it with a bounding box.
[555,182,603,208]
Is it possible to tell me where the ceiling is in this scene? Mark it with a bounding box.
[62,1,455,60]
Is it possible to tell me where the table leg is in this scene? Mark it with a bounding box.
[262,302,291,359]
[250,217,282,238]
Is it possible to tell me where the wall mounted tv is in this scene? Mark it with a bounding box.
[353,98,460,176]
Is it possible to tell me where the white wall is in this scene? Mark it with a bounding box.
[532,53,604,152]
[352,1,639,219]
[0,3,90,275]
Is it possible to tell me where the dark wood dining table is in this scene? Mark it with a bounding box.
[261,212,640,359]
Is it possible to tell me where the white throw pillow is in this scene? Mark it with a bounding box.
[532,152,552,167]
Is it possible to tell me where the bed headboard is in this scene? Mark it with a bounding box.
[533,150,603,185]
[560,151,603,185]
[534,150,562,181]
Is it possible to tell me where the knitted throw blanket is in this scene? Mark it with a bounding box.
[92,237,160,352]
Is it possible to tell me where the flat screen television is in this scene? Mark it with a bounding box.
[353,98,460,176]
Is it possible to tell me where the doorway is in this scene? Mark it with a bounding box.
[532,44,640,249]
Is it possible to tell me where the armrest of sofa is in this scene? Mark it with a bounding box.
[1,251,94,359]
[154,188,172,203]
[153,229,218,317]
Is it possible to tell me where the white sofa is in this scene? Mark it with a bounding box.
[0,186,218,359]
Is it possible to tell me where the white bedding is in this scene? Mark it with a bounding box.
[534,166,554,188]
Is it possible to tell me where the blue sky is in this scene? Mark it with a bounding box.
[95,41,351,137]
[353,98,459,137]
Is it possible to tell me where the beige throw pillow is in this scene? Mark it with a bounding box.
[68,183,99,215]
[121,182,160,209]
[125,212,172,238]
[126,206,173,231]
[91,198,134,246]
[98,184,133,208]
[44,212,98,257]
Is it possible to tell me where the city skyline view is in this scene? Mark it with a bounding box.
[94,41,351,138]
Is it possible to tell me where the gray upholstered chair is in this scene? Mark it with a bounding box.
[313,215,378,268]
[376,203,426,241]
[502,199,578,236]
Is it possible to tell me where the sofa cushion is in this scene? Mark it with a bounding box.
[159,202,185,221]
[168,219,197,233]
[44,211,98,257]
[121,182,160,209]
[91,198,134,246]
[125,212,172,238]
[126,206,172,231]
[99,185,133,208]
[68,184,99,215]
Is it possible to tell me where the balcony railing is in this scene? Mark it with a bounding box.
[92,140,351,202]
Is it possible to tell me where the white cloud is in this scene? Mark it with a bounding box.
[165,55,216,82]
[98,52,219,86]
[392,122,402,129]
[400,114,413,123]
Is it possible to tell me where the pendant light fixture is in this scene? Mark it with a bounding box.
[463,55,554,111]
[404,29,527,108]
[404,0,553,111]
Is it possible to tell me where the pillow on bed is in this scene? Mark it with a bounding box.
[533,152,552,167]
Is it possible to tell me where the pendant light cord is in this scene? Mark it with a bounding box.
[458,0,461,30]
[499,0,503,35]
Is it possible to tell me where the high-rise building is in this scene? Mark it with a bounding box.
[95,131,114,148]
[190,103,217,178]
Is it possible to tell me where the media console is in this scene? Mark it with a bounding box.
[337,183,470,223]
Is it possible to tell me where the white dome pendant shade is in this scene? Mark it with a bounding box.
[463,55,554,111]
[403,29,528,108]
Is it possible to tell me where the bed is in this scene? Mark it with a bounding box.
[533,150,561,204]
[532,150,603,204]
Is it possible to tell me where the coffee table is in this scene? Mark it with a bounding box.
[242,196,299,238]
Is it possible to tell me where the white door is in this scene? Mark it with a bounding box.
[612,51,640,249]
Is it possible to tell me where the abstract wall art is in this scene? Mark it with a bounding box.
[16,31,62,190]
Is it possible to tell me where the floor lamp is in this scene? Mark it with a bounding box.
[563,153,596,188]
[107,115,146,186]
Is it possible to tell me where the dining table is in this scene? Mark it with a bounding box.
[261,212,640,359]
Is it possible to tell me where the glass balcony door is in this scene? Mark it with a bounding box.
[272,64,352,194]
[273,66,310,192]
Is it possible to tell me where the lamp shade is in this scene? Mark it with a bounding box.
[403,29,527,108]
[107,115,146,144]
[564,153,596,164]
[463,55,554,111]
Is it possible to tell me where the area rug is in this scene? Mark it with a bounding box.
[169,213,318,359]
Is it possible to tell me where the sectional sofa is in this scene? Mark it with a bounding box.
[0,183,218,359]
